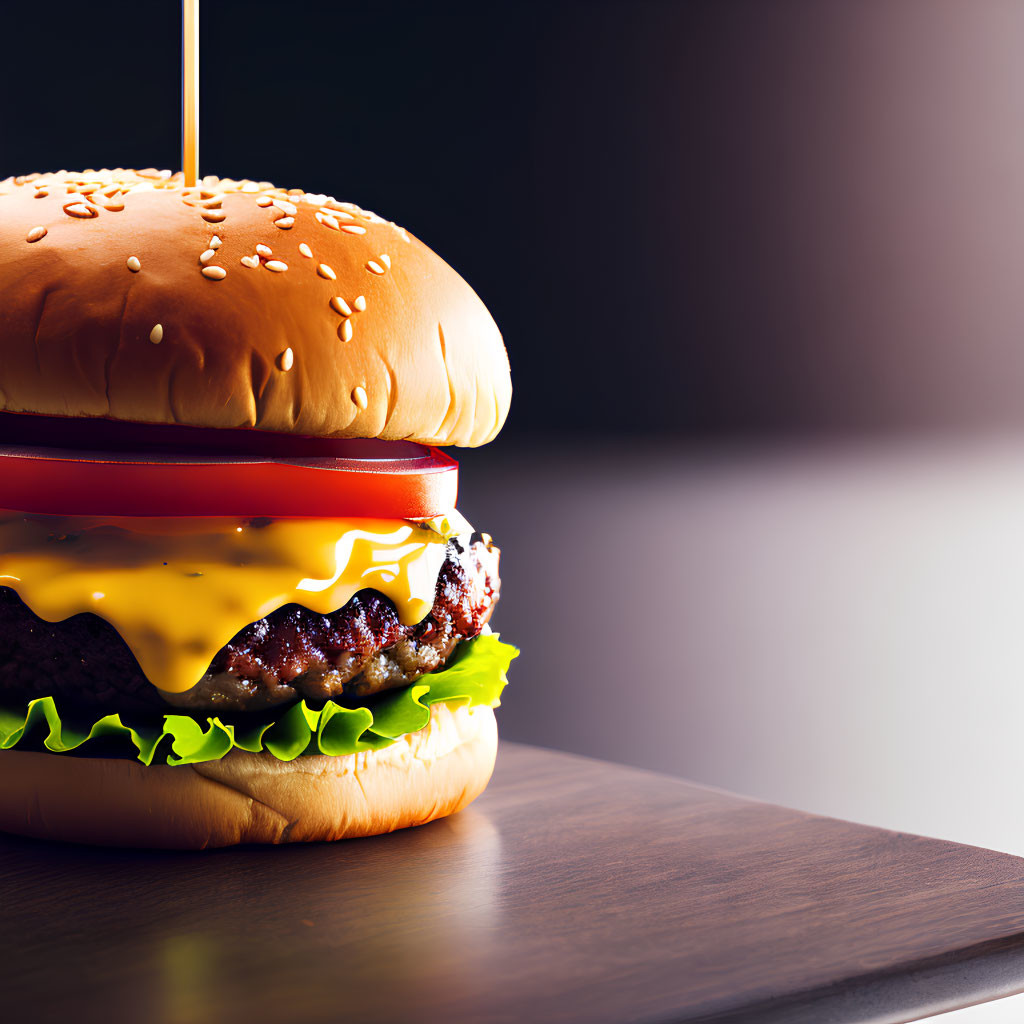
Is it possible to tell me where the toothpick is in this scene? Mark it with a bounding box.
[182,0,199,187]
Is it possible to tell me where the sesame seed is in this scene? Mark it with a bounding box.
[25,226,47,243]
[33,190,48,199]
[316,212,340,231]
[380,253,391,269]
[256,244,273,258]
[150,324,164,344]
[273,199,298,216]
[102,200,126,212]
[353,295,367,312]
[277,347,294,371]
[330,296,352,316]
[202,210,227,223]
[317,263,336,281]
[339,320,354,343]
[199,248,216,264]
[201,265,228,280]
[319,207,354,221]
[274,216,295,230]
[240,254,260,269]
[256,196,273,207]
[299,243,313,258]
[265,260,288,273]
[366,260,385,275]
[341,224,367,235]
[209,235,222,249]
[126,255,142,272]
[352,385,368,409]
[64,201,97,219]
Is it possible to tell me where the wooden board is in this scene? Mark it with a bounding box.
[2,742,1024,1023]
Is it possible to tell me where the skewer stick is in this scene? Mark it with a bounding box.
[182,0,199,187]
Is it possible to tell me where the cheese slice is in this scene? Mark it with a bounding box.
[0,510,471,693]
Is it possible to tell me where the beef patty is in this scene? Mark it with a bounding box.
[0,536,499,715]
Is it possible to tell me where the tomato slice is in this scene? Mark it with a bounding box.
[0,442,458,518]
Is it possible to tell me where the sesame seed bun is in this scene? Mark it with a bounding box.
[0,170,510,447]
[0,702,497,849]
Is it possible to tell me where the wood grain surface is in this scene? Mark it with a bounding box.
[2,742,1024,1024]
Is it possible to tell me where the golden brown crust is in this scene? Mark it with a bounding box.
[0,703,497,848]
[0,170,510,447]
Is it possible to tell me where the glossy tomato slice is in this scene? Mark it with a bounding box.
[0,442,458,518]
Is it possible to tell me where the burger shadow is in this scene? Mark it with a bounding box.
[0,807,505,1021]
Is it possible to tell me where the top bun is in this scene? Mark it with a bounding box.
[0,170,510,447]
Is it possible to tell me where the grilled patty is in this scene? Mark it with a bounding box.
[0,536,499,715]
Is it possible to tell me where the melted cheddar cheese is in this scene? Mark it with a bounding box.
[0,510,470,693]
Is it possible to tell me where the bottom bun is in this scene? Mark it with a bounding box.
[0,702,497,849]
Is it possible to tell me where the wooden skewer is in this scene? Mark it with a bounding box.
[182,0,199,187]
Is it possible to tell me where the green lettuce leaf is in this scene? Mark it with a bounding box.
[0,634,518,767]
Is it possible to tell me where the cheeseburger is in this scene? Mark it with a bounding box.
[0,168,515,848]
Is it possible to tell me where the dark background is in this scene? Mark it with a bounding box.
[10,0,1024,444]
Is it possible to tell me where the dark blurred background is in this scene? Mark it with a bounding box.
[9,1,1024,858]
